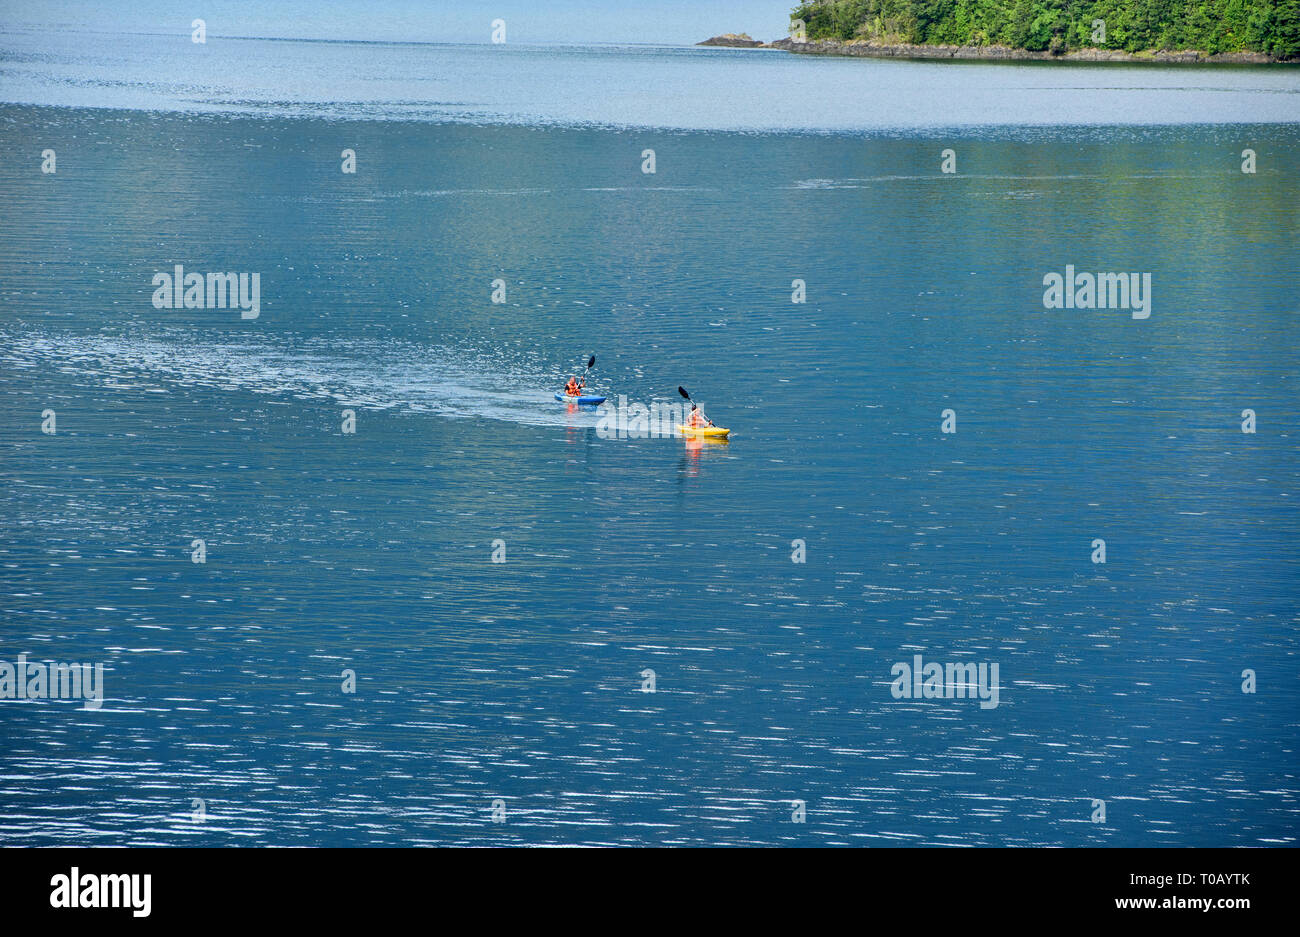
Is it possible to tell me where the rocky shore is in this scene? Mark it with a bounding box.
[699,36,1292,64]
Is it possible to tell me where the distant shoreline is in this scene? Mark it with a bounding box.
[697,35,1296,65]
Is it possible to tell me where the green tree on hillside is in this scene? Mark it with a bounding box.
[790,0,1300,56]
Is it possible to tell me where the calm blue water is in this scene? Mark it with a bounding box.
[0,30,1297,846]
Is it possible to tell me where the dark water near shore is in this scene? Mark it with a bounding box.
[0,34,1298,846]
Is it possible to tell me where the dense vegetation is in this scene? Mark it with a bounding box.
[790,0,1300,56]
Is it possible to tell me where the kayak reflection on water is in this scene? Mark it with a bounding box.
[681,431,729,477]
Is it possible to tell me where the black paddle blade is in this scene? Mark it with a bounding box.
[587,355,596,369]
[677,386,690,400]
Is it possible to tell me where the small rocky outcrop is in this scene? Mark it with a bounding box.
[697,33,764,48]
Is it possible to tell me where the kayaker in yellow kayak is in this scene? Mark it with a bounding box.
[686,404,713,428]
[676,386,730,438]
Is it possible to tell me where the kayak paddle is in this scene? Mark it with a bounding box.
[579,354,595,390]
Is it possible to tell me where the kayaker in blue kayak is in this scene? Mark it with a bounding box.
[560,355,597,399]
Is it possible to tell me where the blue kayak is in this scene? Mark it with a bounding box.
[555,391,606,406]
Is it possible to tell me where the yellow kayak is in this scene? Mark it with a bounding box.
[677,424,730,438]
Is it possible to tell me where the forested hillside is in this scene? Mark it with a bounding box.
[790,1,1300,57]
